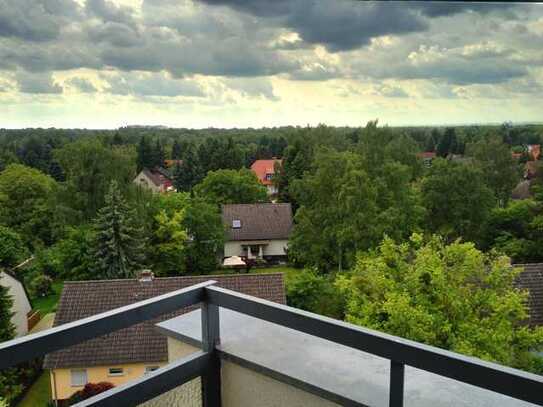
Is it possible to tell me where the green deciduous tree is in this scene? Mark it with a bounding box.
[275,136,314,207]
[55,140,136,220]
[485,199,543,263]
[136,136,154,172]
[194,169,268,205]
[421,159,494,243]
[289,149,378,271]
[183,198,224,274]
[45,226,96,280]
[338,234,543,373]
[466,137,520,206]
[0,164,57,247]
[92,181,146,279]
[149,193,189,276]
[173,143,203,192]
[436,127,458,157]
[0,226,28,269]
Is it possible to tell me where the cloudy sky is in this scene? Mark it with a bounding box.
[0,0,542,128]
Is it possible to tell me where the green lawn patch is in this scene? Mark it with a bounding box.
[32,281,63,315]
[17,371,51,407]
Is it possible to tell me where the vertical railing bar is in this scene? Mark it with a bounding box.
[389,360,405,407]
[201,301,221,407]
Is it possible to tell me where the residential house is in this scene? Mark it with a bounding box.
[133,167,175,193]
[515,263,543,327]
[250,158,282,195]
[512,180,533,200]
[528,145,541,161]
[525,161,540,180]
[43,272,285,403]
[416,152,436,167]
[222,203,292,263]
[0,270,32,337]
[164,159,183,169]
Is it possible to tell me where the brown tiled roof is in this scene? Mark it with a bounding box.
[43,273,285,369]
[222,203,293,241]
[515,264,543,326]
[511,180,532,200]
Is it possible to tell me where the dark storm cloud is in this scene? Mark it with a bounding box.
[88,22,141,47]
[86,0,137,26]
[99,35,299,77]
[414,2,518,17]
[67,77,97,93]
[104,72,206,97]
[198,1,428,51]
[357,44,529,86]
[0,0,80,41]
[16,72,63,94]
[0,0,539,93]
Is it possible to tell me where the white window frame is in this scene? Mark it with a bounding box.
[70,369,88,387]
[232,219,241,229]
[108,367,125,377]
[144,366,160,375]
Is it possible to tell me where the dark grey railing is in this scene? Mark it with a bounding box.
[1,280,542,407]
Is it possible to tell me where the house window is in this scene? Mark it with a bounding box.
[108,367,124,377]
[232,219,241,229]
[70,369,87,387]
[145,366,160,374]
[265,173,273,181]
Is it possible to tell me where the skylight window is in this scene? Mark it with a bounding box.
[232,220,241,229]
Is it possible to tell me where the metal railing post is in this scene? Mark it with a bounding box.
[201,301,221,407]
[389,360,405,407]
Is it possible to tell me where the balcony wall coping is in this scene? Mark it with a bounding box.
[156,308,538,407]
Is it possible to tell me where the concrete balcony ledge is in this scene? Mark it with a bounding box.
[156,308,537,407]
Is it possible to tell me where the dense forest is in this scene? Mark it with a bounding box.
[2,121,543,403]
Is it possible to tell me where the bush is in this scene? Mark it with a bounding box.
[68,382,114,405]
[29,274,53,298]
[0,225,28,268]
[286,269,344,319]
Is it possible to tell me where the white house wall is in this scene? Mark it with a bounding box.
[0,272,31,337]
[133,171,161,193]
[224,240,288,257]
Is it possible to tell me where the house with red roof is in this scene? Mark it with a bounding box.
[133,167,175,193]
[250,158,282,195]
[416,152,436,167]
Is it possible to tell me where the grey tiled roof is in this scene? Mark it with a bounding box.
[222,203,293,241]
[515,263,543,326]
[43,273,285,369]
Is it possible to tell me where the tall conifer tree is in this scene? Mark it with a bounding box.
[92,181,146,279]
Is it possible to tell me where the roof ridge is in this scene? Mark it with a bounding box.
[63,273,286,284]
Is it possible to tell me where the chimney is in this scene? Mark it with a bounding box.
[138,269,154,282]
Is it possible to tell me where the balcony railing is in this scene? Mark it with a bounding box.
[1,280,542,407]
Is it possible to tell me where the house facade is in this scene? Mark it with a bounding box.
[416,152,436,167]
[133,167,174,193]
[250,159,282,195]
[0,271,32,337]
[222,203,292,263]
[43,272,285,403]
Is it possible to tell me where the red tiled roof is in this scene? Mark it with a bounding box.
[416,152,436,159]
[250,159,282,186]
[43,274,286,369]
[141,167,173,189]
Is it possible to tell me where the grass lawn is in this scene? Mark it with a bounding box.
[17,371,51,407]
[32,281,63,315]
[215,265,299,286]
[248,266,299,283]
